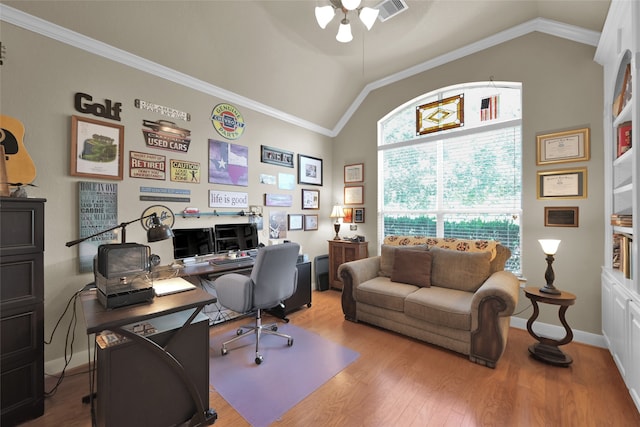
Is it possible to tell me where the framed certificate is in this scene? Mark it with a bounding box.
[536,128,590,165]
[537,168,587,199]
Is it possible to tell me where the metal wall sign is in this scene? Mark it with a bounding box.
[170,159,200,183]
[129,151,166,180]
[142,119,191,153]
[211,103,246,140]
[134,99,191,122]
[140,204,175,230]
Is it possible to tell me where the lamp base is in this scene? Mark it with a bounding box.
[333,222,341,240]
[539,285,561,295]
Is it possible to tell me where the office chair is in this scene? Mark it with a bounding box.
[214,242,300,364]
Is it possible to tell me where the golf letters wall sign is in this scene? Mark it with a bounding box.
[74,92,122,121]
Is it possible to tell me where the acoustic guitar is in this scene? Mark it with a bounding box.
[0,115,36,185]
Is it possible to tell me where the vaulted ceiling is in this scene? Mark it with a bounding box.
[3,1,610,135]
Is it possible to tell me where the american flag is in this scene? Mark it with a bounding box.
[480,95,499,121]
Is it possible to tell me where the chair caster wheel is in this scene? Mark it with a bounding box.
[255,355,263,365]
[271,325,278,331]
[287,338,294,347]
[236,329,244,336]
[221,348,228,356]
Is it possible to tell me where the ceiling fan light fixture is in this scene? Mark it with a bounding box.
[341,0,362,11]
[336,19,353,43]
[359,6,379,30]
[315,5,336,29]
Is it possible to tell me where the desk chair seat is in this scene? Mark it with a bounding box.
[214,243,300,364]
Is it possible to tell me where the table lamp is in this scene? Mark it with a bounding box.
[539,239,561,294]
[330,205,345,240]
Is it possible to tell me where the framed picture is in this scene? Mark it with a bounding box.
[298,154,323,186]
[544,207,579,227]
[301,188,320,209]
[536,128,590,165]
[261,145,294,168]
[288,214,303,231]
[344,186,364,205]
[354,208,365,223]
[343,207,353,223]
[304,214,318,231]
[71,115,124,180]
[209,139,248,186]
[537,168,587,199]
[344,163,364,183]
[264,193,293,207]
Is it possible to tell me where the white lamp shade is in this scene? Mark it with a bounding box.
[342,0,362,11]
[330,205,345,219]
[315,5,335,29]
[539,239,561,255]
[336,21,353,43]
[359,7,379,30]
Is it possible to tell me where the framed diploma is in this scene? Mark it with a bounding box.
[536,128,590,165]
[537,168,587,199]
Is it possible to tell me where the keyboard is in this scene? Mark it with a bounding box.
[209,256,253,266]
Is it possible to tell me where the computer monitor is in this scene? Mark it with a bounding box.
[172,228,215,260]
[214,223,259,253]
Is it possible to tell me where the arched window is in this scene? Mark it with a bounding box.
[378,82,522,273]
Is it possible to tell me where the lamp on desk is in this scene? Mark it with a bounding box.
[330,205,345,240]
[539,239,561,295]
[65,212,174,247]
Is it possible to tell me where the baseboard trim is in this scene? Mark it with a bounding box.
[510,316,606,348]
[45,348,94,377]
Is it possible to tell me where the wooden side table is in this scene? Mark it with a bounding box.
[328,240,368,290]
[523,287,576,367]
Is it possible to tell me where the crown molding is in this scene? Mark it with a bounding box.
[1,5,601,138]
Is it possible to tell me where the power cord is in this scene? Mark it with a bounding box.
[43,288,83,397]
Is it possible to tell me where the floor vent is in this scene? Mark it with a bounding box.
[375,0,408,22]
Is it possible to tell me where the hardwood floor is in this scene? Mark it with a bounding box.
[22,290,640,427]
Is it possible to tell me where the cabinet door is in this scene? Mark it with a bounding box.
[628,301,640,410]
[612,284,629,377]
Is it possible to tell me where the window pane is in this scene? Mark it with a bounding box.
[382,144,437,210]
[383,214,437,236]
[442,127,521,209]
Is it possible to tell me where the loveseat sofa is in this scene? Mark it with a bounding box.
[338,236,519,367]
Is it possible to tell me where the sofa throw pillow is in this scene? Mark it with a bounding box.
[390,250,432,287]
[379,244,429,277]
[430,246,491,292]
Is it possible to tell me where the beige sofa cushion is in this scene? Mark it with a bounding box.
[404,286,473,330]
[391,250,432,287]
[356,277,419,312]
[379,244,428,277]
[430,247,491,292]
[383,236,498,261]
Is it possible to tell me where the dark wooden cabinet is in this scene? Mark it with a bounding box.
[328,240,368,290]
[0,197,45,426]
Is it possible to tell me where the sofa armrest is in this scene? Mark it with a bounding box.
[338,256,381,321]
[469,270,519,367]
[471,270,519,321]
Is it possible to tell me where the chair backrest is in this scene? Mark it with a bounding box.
[251,242,300,309]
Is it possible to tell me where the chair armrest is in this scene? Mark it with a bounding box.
[214,273,254,313]
[338,256,381,321]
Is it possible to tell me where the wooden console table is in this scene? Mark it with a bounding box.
[523,287,576,367]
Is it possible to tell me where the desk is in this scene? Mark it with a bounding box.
[523,287,576,367]
[80,288,217,427]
